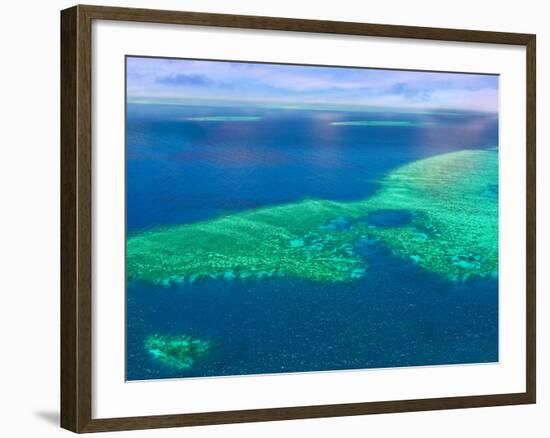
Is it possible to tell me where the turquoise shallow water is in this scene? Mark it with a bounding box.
[126,104,498,380]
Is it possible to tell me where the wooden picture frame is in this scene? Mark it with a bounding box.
[61,4,536,433]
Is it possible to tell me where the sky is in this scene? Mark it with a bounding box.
[126,57,498,113]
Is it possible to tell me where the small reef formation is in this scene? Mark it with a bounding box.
[330,120,432,127]
[127,149,498,284]
[186,116,262,122]
[144,334,210,370]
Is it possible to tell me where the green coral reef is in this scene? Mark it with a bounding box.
[144,334,210,369]
[127,149,498,284]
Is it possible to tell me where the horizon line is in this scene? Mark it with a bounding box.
[126,97,499,115]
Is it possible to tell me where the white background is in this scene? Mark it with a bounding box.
[0,0,546,436]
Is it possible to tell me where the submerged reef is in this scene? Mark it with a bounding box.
[144,334,210,370]
[362,149,498,281]
[186,116,262,122]
[127,149,498,284]
[330,120,432,127]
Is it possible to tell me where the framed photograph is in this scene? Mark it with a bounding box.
[60,4,536,433]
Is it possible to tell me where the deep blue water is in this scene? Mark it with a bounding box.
[126,103,498,380]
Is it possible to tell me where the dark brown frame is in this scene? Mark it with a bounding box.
[61,4,536,433]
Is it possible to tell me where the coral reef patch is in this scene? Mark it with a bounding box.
[127,149,498,284]
[144,334,210,370]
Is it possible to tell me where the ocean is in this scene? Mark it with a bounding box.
[126,103,498,380]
